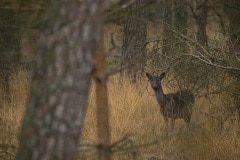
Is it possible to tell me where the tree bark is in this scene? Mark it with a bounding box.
[16,0,105,160]
[162,0,188,64]
[162,0,174,66]
[223,0,240,54]
[0,8,21,98]
[121,0,147,82]
[174,0,188,53]
[0,1,48,99]
[222,0,240,115]
[191,0,209,47]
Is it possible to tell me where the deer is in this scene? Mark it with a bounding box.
[146,72,195,130]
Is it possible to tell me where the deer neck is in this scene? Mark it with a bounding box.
[154,83,166,106]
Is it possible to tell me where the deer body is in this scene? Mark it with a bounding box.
[146,72,194,129]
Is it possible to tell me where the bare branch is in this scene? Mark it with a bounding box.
[170,28,240,73]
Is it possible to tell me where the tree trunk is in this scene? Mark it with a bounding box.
[191,0,209,47]
[162,0,174,66]
[94,31,112,160]
[0,1,48,99]
[162,0,188,65]
[173,0,188,53]
[16,0,105,160]
[121,0,147,82]
[223,0,240,115]
[223,0,240,54]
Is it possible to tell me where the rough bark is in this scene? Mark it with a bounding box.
[162,0,188,63]
[0,8,21,97]
[223,0,240,54]
[121,0,147,82]
[16,0,105,160]
[222,0,240,114]
[173,0,188,53]
[162,0,174,66]
[191,0,209,47]
[0,1,48,99]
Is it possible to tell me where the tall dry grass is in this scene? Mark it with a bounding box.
[0,69,29,160]
[81,75,240,160]
[0,71,240,160]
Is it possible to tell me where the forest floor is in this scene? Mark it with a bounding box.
[1,70,240,160]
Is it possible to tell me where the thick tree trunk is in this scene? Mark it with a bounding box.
[223,0,240,54]
[162,0,188,64]
[191,0,209,47]
[0,1,47,99]
[174,0,188,53]
[16,0,105,160]
[121,0,147,82]
[223,0,240,115]
[0,9,21,98]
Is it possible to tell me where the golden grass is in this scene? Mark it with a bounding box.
[0,69,29,159]
[81,75,240,160]
[1,71,240,160]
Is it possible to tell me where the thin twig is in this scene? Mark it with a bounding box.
[170,28,240,73]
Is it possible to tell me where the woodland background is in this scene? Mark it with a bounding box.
[0,0,240,160]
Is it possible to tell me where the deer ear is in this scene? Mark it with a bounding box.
[146,73,152,80]
[159,72,166,79]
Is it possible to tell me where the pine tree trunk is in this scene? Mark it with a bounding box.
[0,9,21,98]
[121,0,147,82]
[192,0,209,47]
[223,0,240,115]
[16,0,105,160]
[162,0,188,64]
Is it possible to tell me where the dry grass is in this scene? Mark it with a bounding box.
[0,69,29,160]
[81,75,240,160]
[0,71,240,160]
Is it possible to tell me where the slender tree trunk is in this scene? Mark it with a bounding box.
[16,0,105,160]
[94,31,112,160]
[121,0,147,82]
[162,0,174,66]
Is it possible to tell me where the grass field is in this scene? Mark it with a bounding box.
[80,75,240,159]
[1,71,240,160]
[0,70,29,160]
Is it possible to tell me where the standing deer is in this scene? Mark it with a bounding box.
[146,72,194,130]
